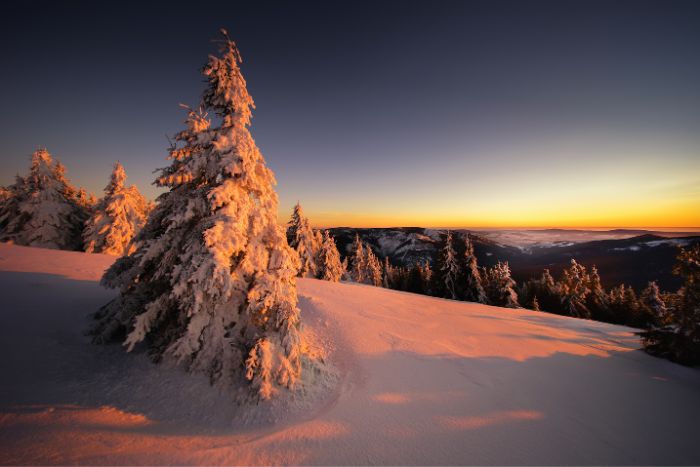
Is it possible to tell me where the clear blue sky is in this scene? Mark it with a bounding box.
[1,0,699,227]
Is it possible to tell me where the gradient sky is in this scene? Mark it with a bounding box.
[1,0,699,228]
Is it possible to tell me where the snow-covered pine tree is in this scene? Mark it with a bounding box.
[382,256,394,288]
[460,234,486,303]
[585,265,609,320]
[364,246,383,287]
[286,202,320,278]
[0,178,24,235]
[643,245,700,365]
[559,259,591,319]
[341,257,350,280]
[91,32,310,400]
[484,261,519,308]
[350,234,366,283]
[0,149,86,250]
[74,187,97,213]
[439,230,459,299]
[640,281,667,327]
[531,295,540,311]
[83,162,151,256]
[317,230,343,282]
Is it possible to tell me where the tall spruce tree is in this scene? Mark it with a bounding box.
[350,234,366,283]
[91,32,310,400]
[438,230,459,299]
[83,162,151,256]
[461,234,487,303]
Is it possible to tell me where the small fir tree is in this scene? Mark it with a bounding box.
[484,261,519,308]
[0,149,87,250]
[559,259,591,319]
[317,230,343,282]
[640,281,668,327]
[83,162,151,256]
[286,202,320,278]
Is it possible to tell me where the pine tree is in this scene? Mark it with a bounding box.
[363,245,383,287]
[317,230,343,282]
[350,234,366,283]
[421,260,433,295]
[0,149,86,250]
[436,231,458,299]
[643,245,700,365]
[286,202,320,278]
[382,256,394,288]
[559,259,591,319]
[484,261,519,308]
[586,265,609,321]
[640,281,667,328]
[531,295,540,311]
[91,32,310,400]
[406,262,426,294]
[83,162,151,256]
[460,234,487,303]
[0,178,24,235]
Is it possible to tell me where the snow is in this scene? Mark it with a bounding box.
[1,242,700,465]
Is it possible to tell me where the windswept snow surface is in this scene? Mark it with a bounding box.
[1,243,699,465]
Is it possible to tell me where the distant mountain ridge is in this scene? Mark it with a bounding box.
[327,227,700,292]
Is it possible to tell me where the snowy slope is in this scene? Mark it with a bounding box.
[1,243,700,465]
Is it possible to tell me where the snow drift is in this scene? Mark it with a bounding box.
[1,243,699,465]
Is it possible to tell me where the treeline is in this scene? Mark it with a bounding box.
[0,149,151,256]
[347,230,700,366]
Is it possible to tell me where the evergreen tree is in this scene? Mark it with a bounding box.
[91,32,310,399]
[349,234,366,283]
[365,248,383,287]
[531,295,540,311]
[640,281,667,328]
[317,230,343,282]
[460,234,487,303]
[83,162,151,256]
[643,245,700,365]
[607,284,629,325]
[484,261,519,308]
[559,259,591,319]
[406,262,426,294]
[382,256,394,288]
[519,269,561,314]
[286,202,319,278]
[0,149,86,250]
[586,265,610,321]
[437,230,459,299]
[0,177,24,235]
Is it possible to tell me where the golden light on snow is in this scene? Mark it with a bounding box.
[436,410,544,431]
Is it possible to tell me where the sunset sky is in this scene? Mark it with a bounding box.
[1,0,699,228]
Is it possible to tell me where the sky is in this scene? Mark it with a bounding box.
[1,0,699,229]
